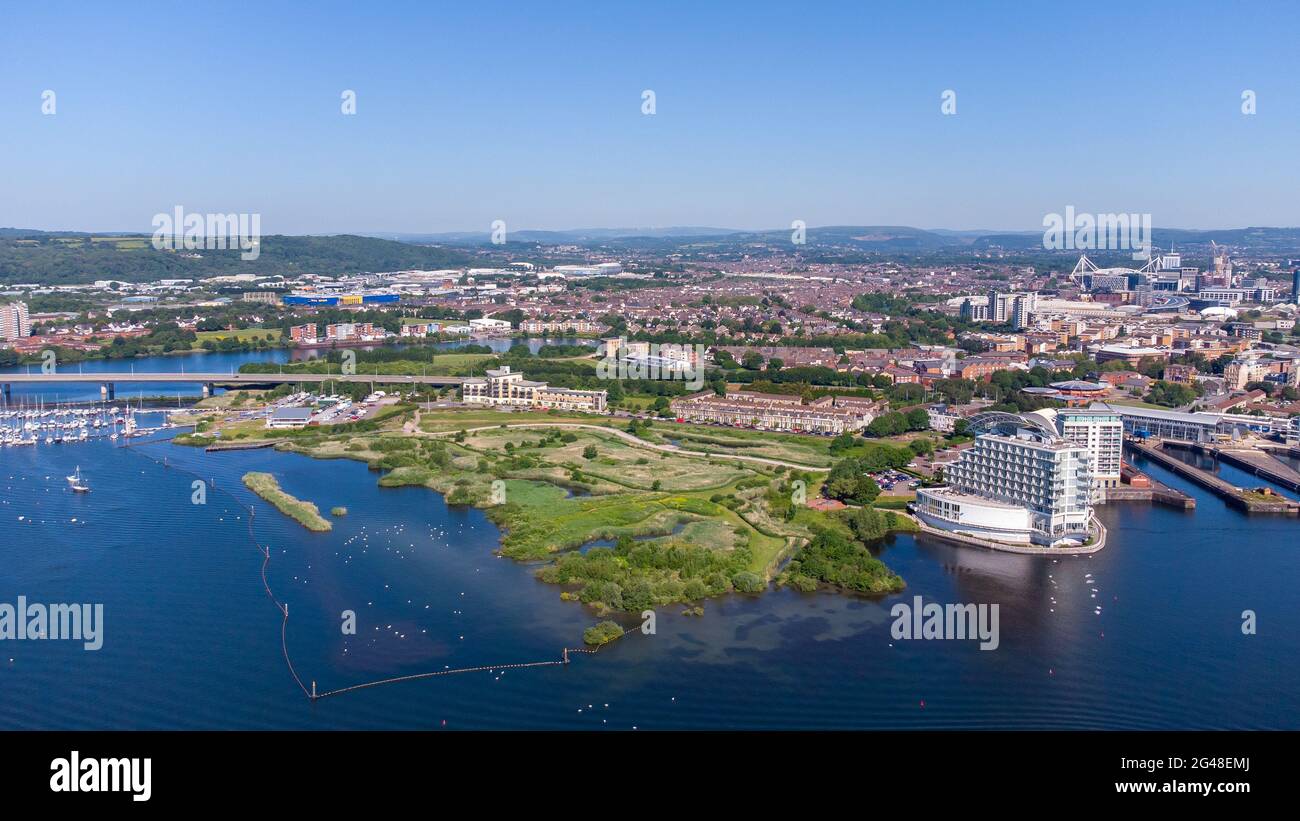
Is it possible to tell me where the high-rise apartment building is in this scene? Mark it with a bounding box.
[1029,408,1123,493]
[0,301,30,341]
[959,291,1038,330]
[915,425,1094,546]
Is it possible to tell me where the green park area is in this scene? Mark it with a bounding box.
[195,405,911,629]
[193,328,282,348]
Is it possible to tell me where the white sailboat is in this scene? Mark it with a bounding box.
[69,466,90,493]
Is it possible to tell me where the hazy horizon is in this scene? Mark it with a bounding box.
[7,222,1300,239]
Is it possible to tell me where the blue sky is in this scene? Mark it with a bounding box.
[1,0,1298,234]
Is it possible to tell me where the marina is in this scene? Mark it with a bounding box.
[0,403,170,448]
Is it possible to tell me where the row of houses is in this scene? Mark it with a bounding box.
[668,390,883,434]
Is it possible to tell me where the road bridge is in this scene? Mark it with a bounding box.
[0,371,466,400]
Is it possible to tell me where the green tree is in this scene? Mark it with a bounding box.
[825,458,882,505]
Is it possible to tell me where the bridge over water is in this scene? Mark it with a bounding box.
[0,371,467,400]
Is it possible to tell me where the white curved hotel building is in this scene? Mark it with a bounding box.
[915,424,1094,547]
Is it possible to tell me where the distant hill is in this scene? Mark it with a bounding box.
[755,225,964,250]
[973,226,1300,252]
[379,226,745,245]
[402,223,1300,256]
[0,234,471,285]
[394,224,967,250]
[575,225,970,252]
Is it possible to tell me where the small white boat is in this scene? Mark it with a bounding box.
[69,466,90,493]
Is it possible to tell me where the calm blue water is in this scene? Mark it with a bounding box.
[1,435,1297,729]
[0,338,591,404]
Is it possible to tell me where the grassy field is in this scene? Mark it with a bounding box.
[460,427,752,491]
[656,426,836,466]
[427,353,496,374]
[241,471,332,531]
[86,236,150,249]
[193,328,281,347]
[414,407,846,467]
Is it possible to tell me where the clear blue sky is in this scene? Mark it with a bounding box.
[2,0,1297,234]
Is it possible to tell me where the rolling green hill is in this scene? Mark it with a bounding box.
[0,233,471,285]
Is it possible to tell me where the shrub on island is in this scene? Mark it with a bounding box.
[582,621,624,646]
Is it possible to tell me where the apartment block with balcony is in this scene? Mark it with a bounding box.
[461,366,607,413]
[918,427,1093,546]
[1028,408,1123,492]
[0,301,30,342]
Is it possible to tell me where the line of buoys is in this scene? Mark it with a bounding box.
[121,439,641,704]
[121,440,311,699]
